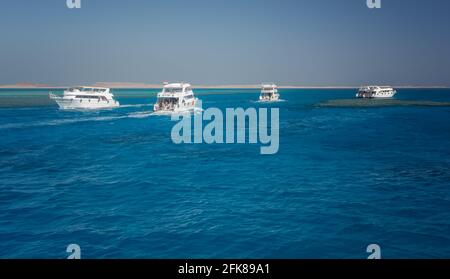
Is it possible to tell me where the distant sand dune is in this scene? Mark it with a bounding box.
[0,82,53,88]
[0,82,448,89]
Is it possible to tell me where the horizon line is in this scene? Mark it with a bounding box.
[0,82,449,90]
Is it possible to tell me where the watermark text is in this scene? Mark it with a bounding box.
[171,101,279,155]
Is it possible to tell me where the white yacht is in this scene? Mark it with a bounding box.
[49,87,120,109]
[356,86,396,98]
[153,82,198,113]
[259,83,280,102]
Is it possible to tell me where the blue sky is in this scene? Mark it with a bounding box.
[0,0,449,86]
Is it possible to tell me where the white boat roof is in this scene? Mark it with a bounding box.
[261,83,277,88]
[363,85,393,88]
[71,86,110,90]
[163,83,191,89]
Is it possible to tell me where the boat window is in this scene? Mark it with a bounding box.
[76,95,100,99]
[164,88,183,93]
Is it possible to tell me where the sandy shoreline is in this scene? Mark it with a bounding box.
[0,83,448,90]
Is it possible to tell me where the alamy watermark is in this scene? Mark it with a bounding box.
[367,0,381,9]
[66,244,81,259]
[65,1,379,10]
[170,101,279,155]
[66,0,81,9]
[63,243,381,259]
[367,244,381,259]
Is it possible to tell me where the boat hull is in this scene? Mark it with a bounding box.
[259,94,280,102]
[356,92,396,98]
[51,96,120,110]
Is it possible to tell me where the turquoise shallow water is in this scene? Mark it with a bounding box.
[0,88,449,258]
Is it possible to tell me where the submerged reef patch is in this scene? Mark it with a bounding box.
[316,99,450,108]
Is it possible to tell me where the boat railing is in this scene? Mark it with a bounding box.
[158,92,182,98]
[49,92,61,99]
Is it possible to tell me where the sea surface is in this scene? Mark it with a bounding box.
[0,88,449,259]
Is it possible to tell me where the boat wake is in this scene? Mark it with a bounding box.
[151,107,204,117]
[150,111,173,116]
[0,110,157,130]
[119,104,153,108]
[254,99,286,104]
[128,111,154,118]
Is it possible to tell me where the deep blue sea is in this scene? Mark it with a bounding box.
[0,88,449,259]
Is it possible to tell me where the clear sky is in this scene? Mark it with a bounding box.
[0,0,449,86]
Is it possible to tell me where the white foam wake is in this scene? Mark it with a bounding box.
[127,111,154,118]
[254,99,286,104]
[119,104,153,108]
[0,111,158,130]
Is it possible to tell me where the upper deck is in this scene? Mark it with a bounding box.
[261,83,278,93]
[359,86,394,92]
[158,83,193,98]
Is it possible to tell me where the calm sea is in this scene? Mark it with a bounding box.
[0,88,449,258]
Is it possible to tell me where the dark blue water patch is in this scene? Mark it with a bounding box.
[0,88,449,258]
